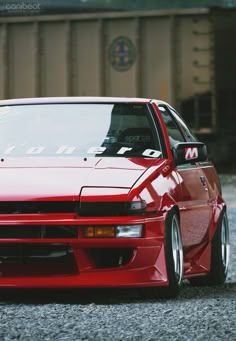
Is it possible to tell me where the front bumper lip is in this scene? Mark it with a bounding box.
[0,267,168,288]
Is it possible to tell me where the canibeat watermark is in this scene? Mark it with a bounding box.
[0,2,40,14]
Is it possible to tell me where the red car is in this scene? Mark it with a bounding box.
[0,97,230,298]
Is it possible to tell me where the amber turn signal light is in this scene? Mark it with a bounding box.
[84,226,116,238]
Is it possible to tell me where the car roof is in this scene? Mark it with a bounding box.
[0,96,169,106]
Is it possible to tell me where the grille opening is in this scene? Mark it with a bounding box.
[90,248,134,268]
[0,225,78,239]
[0,244,78,277]
[0,201,76,214]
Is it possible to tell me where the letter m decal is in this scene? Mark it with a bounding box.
[184,147,198,160]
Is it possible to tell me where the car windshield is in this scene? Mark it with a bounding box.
[0,103,162,158]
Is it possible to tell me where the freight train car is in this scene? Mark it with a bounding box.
[0,8,235,166]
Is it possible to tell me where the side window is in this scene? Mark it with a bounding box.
[158,105,185,146]
[169,108,198,142]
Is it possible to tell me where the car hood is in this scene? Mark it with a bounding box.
[0,157,166,201]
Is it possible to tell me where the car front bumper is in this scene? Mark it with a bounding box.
[0,213,168,288]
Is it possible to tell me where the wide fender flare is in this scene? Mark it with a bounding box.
[209,194,227,241]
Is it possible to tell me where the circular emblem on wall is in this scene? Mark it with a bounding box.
[108,36,136,72]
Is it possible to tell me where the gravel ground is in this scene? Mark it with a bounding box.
[0,175,235,341]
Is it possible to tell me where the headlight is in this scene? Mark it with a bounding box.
[79,200,146,216]
[116,224,143,238]
[83,224,143,238]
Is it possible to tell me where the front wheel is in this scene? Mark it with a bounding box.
[160,210,184,298]
[141,210,183,299]
[189,210,230,286]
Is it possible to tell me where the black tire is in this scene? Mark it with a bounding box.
[189,210,230,286]
[141,209,183,299]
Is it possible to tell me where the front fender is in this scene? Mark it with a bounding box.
[160,193,178,213]
[210,194,227,241]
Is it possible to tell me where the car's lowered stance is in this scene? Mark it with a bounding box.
[0,97,230,298]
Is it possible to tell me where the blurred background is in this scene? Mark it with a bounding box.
[0,0,236,170]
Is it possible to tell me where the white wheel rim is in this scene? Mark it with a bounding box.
[171,215,183,285]
[221,213,230,274]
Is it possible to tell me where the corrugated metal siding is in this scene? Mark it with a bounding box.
[40,22,69,96]
[140,17,174,101]
[0,10,211,124]
[8,23,36,98]
[0,8,236,135]
[0,9,213,101]
[71,20,103,96]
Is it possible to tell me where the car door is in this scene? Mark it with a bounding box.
[158,104,213,249]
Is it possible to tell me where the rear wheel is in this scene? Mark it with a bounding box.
[189,210,230,286]
[141,210,183,299]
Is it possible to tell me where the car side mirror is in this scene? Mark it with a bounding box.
[172,142,208,166]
